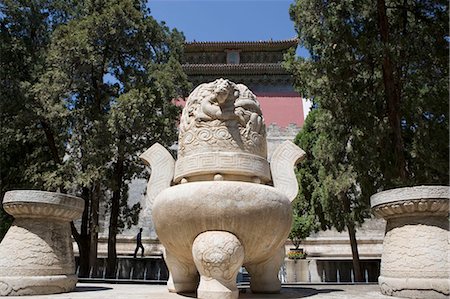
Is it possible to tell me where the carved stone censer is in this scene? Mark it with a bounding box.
[141,79,305,299]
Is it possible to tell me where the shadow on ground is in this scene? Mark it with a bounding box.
[176,287,343,299]
[240,287,344,298]
[74,286,113,292]
[177,292,197,298]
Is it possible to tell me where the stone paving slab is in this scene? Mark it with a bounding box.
[5,282,403,299]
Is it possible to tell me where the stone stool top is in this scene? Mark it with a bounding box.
[3,190,84,221]
[370,185,449,218]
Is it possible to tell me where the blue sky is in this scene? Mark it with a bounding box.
[147,0,309,57]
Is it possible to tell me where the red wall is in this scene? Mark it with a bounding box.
[255,92,304,128]
[174,91,304,128]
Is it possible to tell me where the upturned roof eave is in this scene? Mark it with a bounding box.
[184,38,299,52]
[182,63,290,75]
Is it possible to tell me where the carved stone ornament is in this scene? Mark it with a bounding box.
[140,79,306,299]
[175,79,269,183]
[270,140,306,202]
[140,143,175,209]
[0,190,84,296]
[193,231,244,299]
[371,186,450,299]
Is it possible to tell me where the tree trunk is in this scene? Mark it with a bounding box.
[341,192,363,282]
[376,0,408,180]
[40,120,94,277]
[106,155,124,278]
[40,120,69,194]
[106,197,119,278]
[347,223,363,282]
[40,121,62,169]
[70,221,84,275]
[72,218,90,278]
[88,182,100,275]
[77,187,91,277]
[77,235,90,278]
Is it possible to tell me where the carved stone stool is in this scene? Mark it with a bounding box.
[371,186,449,299]
[0,190,84,296]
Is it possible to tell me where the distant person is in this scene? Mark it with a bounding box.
[133,228,144,258]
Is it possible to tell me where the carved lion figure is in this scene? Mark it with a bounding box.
[178,79,266,158]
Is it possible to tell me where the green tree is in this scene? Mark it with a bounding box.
[287,0,448,281]
[1,0,190,277]
[0,0,74,241]
[288,206,316,251]
[289,110,322,253]
[294,108,370,281]
[34,0,190,277]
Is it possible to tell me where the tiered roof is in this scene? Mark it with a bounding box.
[182,38,298,77]
[182,63,287,75]
[184,38,299,52]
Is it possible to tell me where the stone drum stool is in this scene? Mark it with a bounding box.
[0,190,84,296]
[371,186,449,299]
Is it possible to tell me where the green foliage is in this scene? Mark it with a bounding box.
[287,0,449,235]
[31,0,189,190]
[289,208,316,249]
[294,109,370,233]
[1,0,189,272]
[0,0,71,240]
[1,0,188,219]
[293,0,448,185]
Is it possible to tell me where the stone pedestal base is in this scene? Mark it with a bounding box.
[371,186,449,299]
[285,259,309,283]
[0,191,84,296]
[0,275,78,296]
[152,181,292,297]
[379,276,450,299]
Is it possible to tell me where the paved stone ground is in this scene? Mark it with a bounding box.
[7,282,403,299]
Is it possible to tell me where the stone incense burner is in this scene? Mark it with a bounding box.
[140,79,305,299]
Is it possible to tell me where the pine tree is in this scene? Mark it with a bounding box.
[287,0,448,281]
[0,0,73,241]
[35,0,190,277]
[1,0,190,277]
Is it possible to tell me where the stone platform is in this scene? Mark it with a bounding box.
[4,282,402,299]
